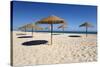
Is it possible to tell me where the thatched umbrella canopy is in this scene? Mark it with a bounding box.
[18,25,27,34]
[36,15,66,45]
[19,23,43,37]
[58,23,67,34]
[26,23,43,37]
[79,22,93,37]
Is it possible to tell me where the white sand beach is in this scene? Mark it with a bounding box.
[12,31,97,66]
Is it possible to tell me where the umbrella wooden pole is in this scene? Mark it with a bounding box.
[32,27,33,37]
[51,23,53,45]
[86,27,87,37]
[63,28,64,34]
[25,27,26,34]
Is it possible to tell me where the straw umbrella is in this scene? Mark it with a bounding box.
[19,23,43,37]
[79,22,93,37]
[58,23,67,34]
[18,25,27,34]
[18,23,43,36]
[36,15,66,45]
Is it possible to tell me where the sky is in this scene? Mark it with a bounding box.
[12,1,97,32]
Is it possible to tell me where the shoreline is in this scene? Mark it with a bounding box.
[12,30,97,34]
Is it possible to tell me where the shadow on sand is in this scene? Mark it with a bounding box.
[68,35,81,37]
[16,33,26,35]
[22,40,48,46]
[18,36,33,38]
[52,34,61,35]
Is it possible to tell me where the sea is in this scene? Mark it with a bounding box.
[35,31,97,34]
[13,29,97,34]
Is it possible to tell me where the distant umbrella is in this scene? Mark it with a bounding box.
[79,22,93,37]
[58,23,67,34]
[18,25,27,34]
[19,23,43,37]
[26,23,43,37]
[36,15,66,45]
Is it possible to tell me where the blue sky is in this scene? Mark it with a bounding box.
[12,1,97,32]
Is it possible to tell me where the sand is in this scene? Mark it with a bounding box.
[12,31,97,66]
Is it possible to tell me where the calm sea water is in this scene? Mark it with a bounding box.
[13,30,97,34]
[35,31,97,34]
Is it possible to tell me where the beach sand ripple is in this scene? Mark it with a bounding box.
[12,31,97,66]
